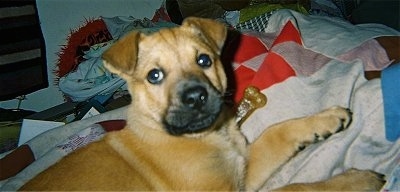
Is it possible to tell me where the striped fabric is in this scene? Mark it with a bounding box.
[0,0,48,101]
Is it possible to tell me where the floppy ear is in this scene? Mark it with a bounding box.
[102,31,141,80]
[182,17,227,54]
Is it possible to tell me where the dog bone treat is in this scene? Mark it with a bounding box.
[236,86,267,125]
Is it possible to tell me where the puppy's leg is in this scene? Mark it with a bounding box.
[245,106,351,190]
[272,168,385,191]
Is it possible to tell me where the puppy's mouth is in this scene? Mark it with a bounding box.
[163,109,221,136]
[163,83,224,136]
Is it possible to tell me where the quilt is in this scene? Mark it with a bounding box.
[234,10,400,190]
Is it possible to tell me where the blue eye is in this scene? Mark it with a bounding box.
[197,54,212,68]
[147,68,164,84]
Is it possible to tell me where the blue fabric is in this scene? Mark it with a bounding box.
[382,63,400,142]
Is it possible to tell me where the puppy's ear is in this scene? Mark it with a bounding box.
[182,17,227,53]
[102,31,141,79]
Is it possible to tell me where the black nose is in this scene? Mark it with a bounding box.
[181,86,208,109]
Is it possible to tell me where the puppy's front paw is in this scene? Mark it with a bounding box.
[312,106,352,140]
[297,106,351,150]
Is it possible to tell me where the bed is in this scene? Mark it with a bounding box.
[1,1,399,191]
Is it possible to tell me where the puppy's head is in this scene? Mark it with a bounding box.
[102,17,228,136]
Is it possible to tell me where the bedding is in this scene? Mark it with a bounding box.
[1,9,399,191]
[236,10,400,190]
[57,16,177,102]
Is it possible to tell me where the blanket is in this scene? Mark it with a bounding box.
[236,10,400,190]
[58,17,177,102]
[1,10,399,191]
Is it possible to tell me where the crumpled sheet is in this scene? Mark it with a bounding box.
[58,41,125,102]
[58,17,177,102]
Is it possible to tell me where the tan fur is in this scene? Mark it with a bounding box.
[20,17,384,191]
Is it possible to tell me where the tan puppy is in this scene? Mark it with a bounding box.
[20,17,384,191]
